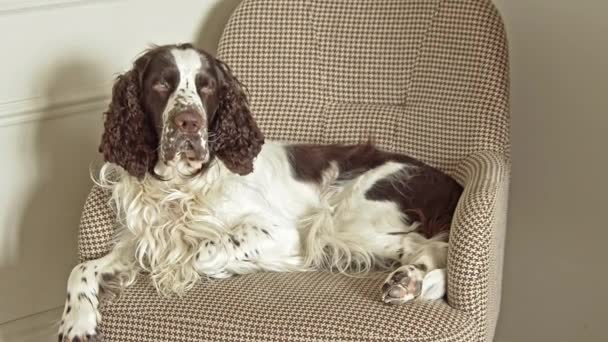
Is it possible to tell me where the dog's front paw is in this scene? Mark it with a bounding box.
[194,239,230,276]
[58,294,100,342]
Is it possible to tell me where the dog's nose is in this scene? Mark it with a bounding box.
[173,112,202,133]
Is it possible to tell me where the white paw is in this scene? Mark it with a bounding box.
[58,293,100,342]
[381,265,425,305]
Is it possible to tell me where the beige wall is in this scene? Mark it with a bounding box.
[492,0,608,341]
[0,1,239,340]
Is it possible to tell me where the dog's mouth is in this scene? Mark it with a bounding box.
[163,137,209,169]
[178,140,208,169]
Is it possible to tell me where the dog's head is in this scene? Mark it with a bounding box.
[99,43,264,178]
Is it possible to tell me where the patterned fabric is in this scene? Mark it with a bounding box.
[78,185,115,262]
[99,272,476,342]
[218,0,510,175]
[78,0,510,340]
[450,151,510,341]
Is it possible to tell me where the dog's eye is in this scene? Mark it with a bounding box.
[153,81,170,93]
[197,76,214,94]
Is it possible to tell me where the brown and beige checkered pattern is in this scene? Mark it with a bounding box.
[78,185,115,262]
[99,272,477,341]
[218,0,510,175]
[79,0,510,340]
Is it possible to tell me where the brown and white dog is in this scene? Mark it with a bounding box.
[59,43,462,341]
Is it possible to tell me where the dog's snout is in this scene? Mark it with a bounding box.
[173,111,202,133]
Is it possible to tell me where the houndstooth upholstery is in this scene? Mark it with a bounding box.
[98,273,477,341]
[78,0,510,341]
[217,0,509,175]
[79,185,115,261]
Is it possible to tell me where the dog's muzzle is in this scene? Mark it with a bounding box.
[162,110,209,167]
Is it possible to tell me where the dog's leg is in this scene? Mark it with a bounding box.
[194,215,298,277]
[58,248,132,342]
[381,234,448,304]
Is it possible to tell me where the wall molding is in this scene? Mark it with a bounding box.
[0,0,121,15]
[0,88,109,127]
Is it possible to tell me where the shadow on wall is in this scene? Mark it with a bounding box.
[0,57,106,334]
[1,0,238,333]
[194,0,243,55]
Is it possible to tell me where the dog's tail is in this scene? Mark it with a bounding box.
[300,163,376,273]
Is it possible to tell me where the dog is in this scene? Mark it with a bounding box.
[58,43,462,341]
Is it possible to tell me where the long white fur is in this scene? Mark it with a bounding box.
[300,161,417,272]
[95,143,422,294]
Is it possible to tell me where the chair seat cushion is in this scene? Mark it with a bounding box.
[99,272,476,341]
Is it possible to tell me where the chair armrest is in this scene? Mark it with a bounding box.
[78,185,115,262]
[448,150,510,340]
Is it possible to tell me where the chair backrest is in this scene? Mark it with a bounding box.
[217,0,509,175]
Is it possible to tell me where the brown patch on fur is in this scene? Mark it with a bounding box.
[366,165,462,239]
[287,143,462,239]
[101,272,115,283]
[287,143,421,182]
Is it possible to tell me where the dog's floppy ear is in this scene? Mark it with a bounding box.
[210,58,264,175]
[99,53,158,178]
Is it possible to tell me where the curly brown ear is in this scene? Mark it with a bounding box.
[211,59,264,175]
[99,58,157,178]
